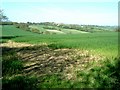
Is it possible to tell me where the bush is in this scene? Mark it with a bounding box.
[14,23,30,31]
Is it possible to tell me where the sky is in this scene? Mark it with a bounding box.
[1,0,119,26]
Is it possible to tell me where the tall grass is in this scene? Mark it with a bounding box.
[2,48,38,90]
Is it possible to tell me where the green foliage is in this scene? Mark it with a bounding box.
[0,22,13,25]
[19,23,28,28]
[2,48,38,90]
[14,23,30,31]
[74,57,120,88]
[103,57,120,88]
[2,76,38,90]
[2,55,23,76]
[2,49,23,76]
[38,74,73,88]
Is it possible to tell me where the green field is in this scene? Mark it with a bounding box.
[1,25,39,36]
[2,25,118,57]
[2,25,119,89]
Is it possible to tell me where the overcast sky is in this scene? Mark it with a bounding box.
[1,0,119,26]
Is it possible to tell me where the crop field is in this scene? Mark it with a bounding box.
[1,25,120,89]
[2,25,118,57]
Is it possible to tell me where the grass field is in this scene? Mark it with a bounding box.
[1,25,39,36]
[2,25,119,89]
[2,26,118,57]
[1,25,39,43]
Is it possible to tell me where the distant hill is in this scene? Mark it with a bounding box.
[1,22,117,35]
[27,22,116,34]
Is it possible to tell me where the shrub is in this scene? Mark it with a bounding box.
[14,23,30,31]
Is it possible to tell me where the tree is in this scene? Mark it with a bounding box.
[0,9,8,22]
